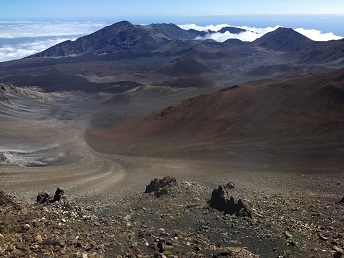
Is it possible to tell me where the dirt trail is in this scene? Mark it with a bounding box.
[0,116,127,201]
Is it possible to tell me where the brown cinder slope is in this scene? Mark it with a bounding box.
[86,69,344,163]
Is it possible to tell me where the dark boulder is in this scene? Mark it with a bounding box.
[209,185,251,217]
[36,187,66,204]
[224,182,235,189]
[145,176,177,197]
[337,196,344,204]
[36,192,51,204]
[53,187,64,202]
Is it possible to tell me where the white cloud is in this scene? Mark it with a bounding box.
[0,21,107,39]
[295,28,343,41]
[0,21,108,61]
[179,23,343,42]
[179,23,280,42]
[207,26,279,42]
[179,23,232,32]
[0,38,76,62]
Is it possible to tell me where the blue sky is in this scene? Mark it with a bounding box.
[1,0,344,19]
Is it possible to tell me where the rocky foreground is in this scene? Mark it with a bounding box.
[0,177,343,257]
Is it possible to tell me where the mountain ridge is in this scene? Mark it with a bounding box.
[1,22,343,94]
[253,27,313,51]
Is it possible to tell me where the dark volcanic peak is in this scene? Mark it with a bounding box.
[27,21,210,58]
[224,38,245,44]
[28,21,165,58]
[140,23,206,40]
[217,26,246,34]
[254,27,313,51]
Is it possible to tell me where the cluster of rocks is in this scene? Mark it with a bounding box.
[145,176,178,197]
[36,187,66,204]
[115,178,261,257]
[1,177,342,257]
[0,188,103,257]
[144,176,251,219]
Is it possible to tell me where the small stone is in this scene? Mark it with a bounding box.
[0,234,5,244]
[337,196,344,204]
[288,241,298,247]
[124,215,131,221]
[194,245,201,251]
[333,246,344,253]
[285,231,293,239]
[333,251,343,258]
[225,182,235,189]
[10,249,24,257]
[157,240,164,253]
[23,224,31,230]
[35,234,43,242]
[319,235,329,241]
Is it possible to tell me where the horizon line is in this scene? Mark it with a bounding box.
[1,13,344,21]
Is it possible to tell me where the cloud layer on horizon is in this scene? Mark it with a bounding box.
[0,21,343,62]
[0,38,76,62]
[179,23,344,42]
[0,21,107,62]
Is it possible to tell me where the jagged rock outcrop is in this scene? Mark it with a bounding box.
[36,192,51,204]
[36,187,66,204]
[209,185,251,217]
[145,176,177,197]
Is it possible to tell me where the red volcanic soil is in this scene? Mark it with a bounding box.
[86,69,344,165]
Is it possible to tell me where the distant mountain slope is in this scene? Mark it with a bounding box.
[27,21,252,59]
[139,23,207,40]
[28,21,167,58]
[28,21,210,58]
[87,68,344,149]
[217,26,246,34]
[297,39,344,64]
[254,27,344,65]
[254,27,313,51]
[1,21,344,94]
[156,58,209,76]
